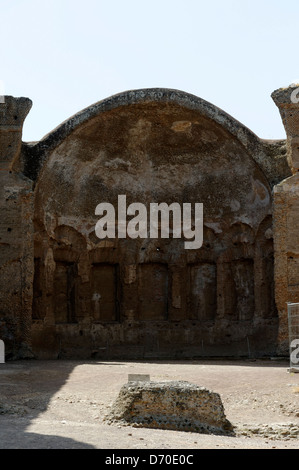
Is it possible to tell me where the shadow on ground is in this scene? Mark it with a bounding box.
[0,360,96,449]
[0,357,292,449]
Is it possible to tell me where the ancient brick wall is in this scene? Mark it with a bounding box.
[0,97,34,358]
[0,89,292,359]
[272,85,299,354]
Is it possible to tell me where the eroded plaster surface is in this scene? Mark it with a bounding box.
[0,89,292,358]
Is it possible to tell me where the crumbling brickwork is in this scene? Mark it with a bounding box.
[0,89,292,359]
[272,85,299,354]
[0,97,34,359]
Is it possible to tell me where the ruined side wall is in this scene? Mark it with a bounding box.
[272,86,299,354]
[0,97,34,358]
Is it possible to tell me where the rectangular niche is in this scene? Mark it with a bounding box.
[32,258,43,320]
[261,254,277,318]
[138,263,168,321]
[53,262,78,324]
[188,263,217,321]
[91,264,119,322]
[223,259,255,321]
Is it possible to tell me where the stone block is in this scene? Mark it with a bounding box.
[105,380,234,435]
[0,340,4,363]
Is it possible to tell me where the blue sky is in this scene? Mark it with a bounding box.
[1,0,298,142]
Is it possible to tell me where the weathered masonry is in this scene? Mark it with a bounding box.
[0,87,296,359]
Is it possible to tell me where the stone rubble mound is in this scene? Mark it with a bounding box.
[105,380,234,435]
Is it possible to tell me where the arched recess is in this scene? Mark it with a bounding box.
[30,88,277,358]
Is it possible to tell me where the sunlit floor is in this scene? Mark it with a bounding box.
[0,359,299,449]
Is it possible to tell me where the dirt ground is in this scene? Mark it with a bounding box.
[0,358,299,449]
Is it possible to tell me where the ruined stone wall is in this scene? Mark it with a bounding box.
[0,97,34,358]
[0,89,292,359]
[272,85,299,354]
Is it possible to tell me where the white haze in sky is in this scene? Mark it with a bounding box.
[0,0,297,142]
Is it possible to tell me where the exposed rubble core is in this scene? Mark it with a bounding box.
[105,380,234,435]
